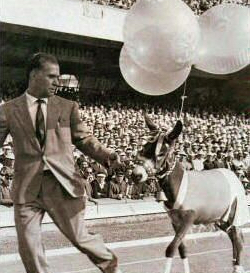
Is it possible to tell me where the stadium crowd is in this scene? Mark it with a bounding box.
[1,98,250,206]
[85,0,249,14]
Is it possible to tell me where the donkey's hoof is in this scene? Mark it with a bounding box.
[233,265,245,273]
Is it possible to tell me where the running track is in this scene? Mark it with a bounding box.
[1,229,250,273]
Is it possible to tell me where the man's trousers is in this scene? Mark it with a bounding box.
[14,171,117,273]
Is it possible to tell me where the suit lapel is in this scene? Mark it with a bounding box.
[13,95,61,151]
[13,94,41,151]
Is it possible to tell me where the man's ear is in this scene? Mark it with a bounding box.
[29,69,37,80]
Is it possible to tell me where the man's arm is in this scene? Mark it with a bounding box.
[0,105,10,147]
[70,102,118,167]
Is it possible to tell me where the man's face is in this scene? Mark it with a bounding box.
[83,168,93,179]
[126,169,133,176]
[30,61,60,98]
[3,176,11,186]
[97,176,105,183]
[82,162,88,169]
[116,175,124,183]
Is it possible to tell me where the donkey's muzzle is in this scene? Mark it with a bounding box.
[132,165,148,184]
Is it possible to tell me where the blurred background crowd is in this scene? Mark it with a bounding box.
[1,98,249,206]
[85,0,248,13]
[1,0,249,206]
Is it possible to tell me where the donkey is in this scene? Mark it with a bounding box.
[132,115,250,273]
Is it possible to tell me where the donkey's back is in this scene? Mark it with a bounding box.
[179,168,249,226]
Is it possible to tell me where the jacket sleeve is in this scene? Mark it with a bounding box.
[70,102,112,167]
[0,105,10,148]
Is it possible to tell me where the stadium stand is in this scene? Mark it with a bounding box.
[84,0,249,13]
[1,94,249,206]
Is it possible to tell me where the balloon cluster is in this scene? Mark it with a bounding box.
[120,0,250,96]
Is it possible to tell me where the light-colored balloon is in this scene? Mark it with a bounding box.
[195,4,250,74]
[123,0,200,73]
[119,46,191,96]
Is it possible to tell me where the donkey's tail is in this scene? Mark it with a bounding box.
[239,227,244,243]
[227,198,238,228]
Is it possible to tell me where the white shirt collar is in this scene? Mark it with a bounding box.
[26,91,48,106]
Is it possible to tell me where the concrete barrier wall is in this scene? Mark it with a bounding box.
[0,198,166,228]
[1,196,249,228]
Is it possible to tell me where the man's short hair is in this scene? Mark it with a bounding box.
[26,52,59,80]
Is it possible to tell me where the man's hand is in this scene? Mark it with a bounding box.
[117,194,123,200]
[108,152,123,170]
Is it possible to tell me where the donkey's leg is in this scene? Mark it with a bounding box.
[172,223,190,273]
[179,243,190,273]
[228,227,244,273]
[164,210,195,273]
[217,223,244,273]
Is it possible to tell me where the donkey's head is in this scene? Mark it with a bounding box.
[132,114,183,183]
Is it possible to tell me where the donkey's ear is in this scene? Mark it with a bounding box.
[144,113,158,131]
[167,120,183,141]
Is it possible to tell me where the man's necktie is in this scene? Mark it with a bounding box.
[35,99,46,148]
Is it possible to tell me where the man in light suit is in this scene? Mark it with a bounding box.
[0,53,122,273]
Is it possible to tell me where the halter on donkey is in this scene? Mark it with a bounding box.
[132,115,250,273]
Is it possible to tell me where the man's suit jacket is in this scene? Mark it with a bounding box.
[0,94,112,204]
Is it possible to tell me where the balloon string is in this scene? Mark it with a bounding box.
[178,80,187,120]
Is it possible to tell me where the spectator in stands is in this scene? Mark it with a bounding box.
[125,177,135,199]
[77,157,90,173]
[109,171,127,200]
[242,151,250,175]
[241,176,249,191]
[213,151,226,168]
[0,173,13,207]
[124,168,134,184]
[144,176,159,197]
[91,172,109,199]
[3,149,15,170]
[179,151,193,170]
[224,153,235,170]
[128,181,145,200]
[203,152,215,170]
[191,151,204,171]
[83,174,98,205]
[232,152,245,172]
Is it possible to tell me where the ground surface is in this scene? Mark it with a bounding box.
[1,217,250,273]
